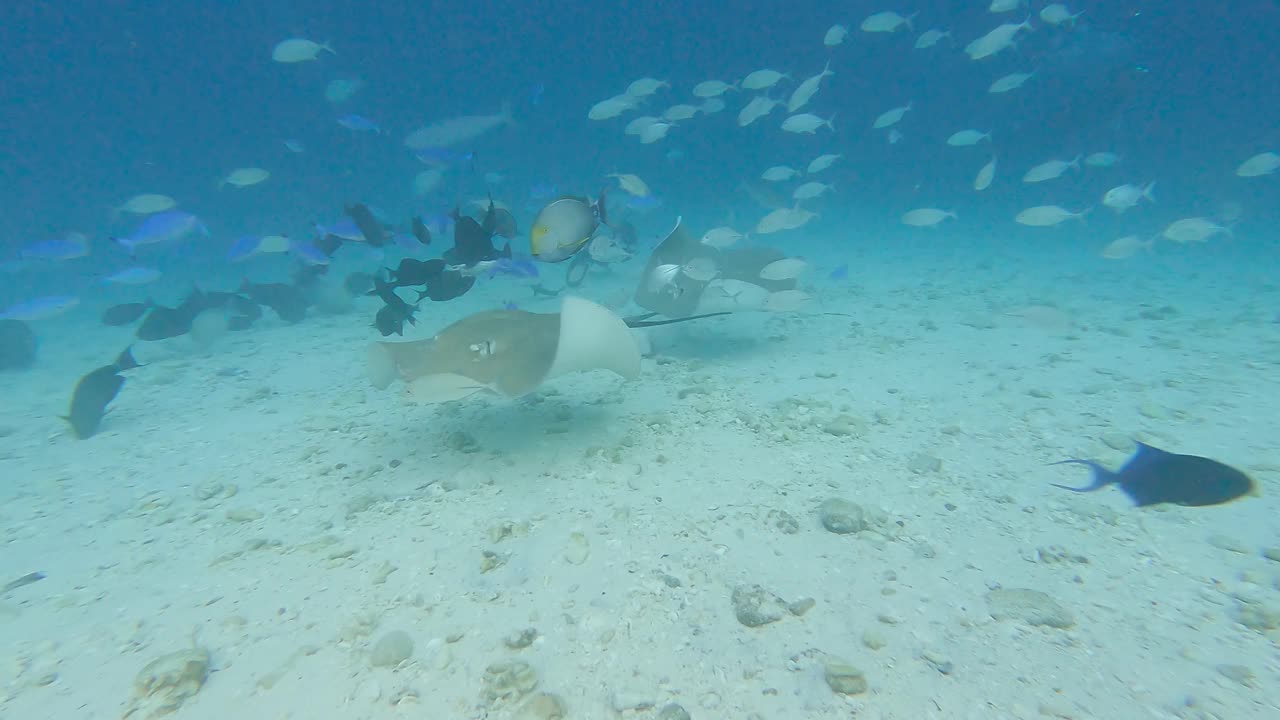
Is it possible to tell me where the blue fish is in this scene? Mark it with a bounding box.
[1051,442,1257,507]
[528,182,558,201]
[289,240,330,266]
[0,295,80,321]
[104,266,161,285]
[487,257,539,279]
[414,147,474,166]
[337,114,381,133]
[21,235,90,261]
[315,217,363,241]
[529,82,545,106]
[227,235,261,263]
[114,210,207,252]
[624,194,663,211]
[829,263,849,281]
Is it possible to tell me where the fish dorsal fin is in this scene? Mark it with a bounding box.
[1125,442,1171,473]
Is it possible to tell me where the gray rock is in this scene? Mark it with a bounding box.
[657,703,692,720]
[823,661,868,695]
[986,588,1075,629]
[482,660,539,708]
[818,498,866,534]
[907,453,942,474]
[731,584,788,627]
[768,509,800,534]
[370,630,414,668]
[504,628,538,650]
[517,692,567,719]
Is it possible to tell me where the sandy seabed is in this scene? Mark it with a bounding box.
[2,241,1278,720]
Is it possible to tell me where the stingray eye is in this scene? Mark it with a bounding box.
[469,340,495,357]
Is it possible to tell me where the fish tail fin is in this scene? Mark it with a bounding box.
[500,100,516,127]
[596,188,610,226]
[826,113,836,132]
[114,346,142,371]
[1049,459,1118,493]
[110,237,133,259]
[321,41,337,56]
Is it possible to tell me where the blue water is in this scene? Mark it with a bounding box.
[2,3,1280,715]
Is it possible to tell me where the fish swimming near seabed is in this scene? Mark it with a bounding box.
[345,203,387,247]
[101,301,153,326]
[369,275,419,337]
[443,202,512,268]
[1051,441,1257,507]
[62,347,142,439]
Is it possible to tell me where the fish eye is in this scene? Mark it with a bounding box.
[469,340,495,357]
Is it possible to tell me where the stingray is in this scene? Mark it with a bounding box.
[633,217,796,318]
[368,296,646,403]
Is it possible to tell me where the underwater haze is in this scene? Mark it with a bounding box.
[2,1,1280,718]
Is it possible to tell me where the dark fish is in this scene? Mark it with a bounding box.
[415,270,475,302]
[135,304,194,340]
[345,203,386,247]
[1051,442,1257,507]
[193,290,238,311]
[62,346,140,439]
[369,275,419,337]
[374,304,414,336]
[388,258,445,287]
[226,295,262,330]
[410,216,432,245]
[444,205,512,267]
[344,271,375,296]
[101,301,151,326]
[240,280,308,324]
[313,233,345,257]
[482,204,519,239]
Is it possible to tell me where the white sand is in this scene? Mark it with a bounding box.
[2,242,1278,719]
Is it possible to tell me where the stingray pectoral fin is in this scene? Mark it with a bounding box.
[367,343,399,389]
[367,338,438,389]
[546,296,641,381]
[1048,459,1116,493]
[406,373,494,403]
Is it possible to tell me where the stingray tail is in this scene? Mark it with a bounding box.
[624,311,734,328]
[1048,459,1117,493]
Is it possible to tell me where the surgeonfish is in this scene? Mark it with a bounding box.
[529,191,608,263]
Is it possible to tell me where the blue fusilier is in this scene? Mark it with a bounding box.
[1052,442,1257,507]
